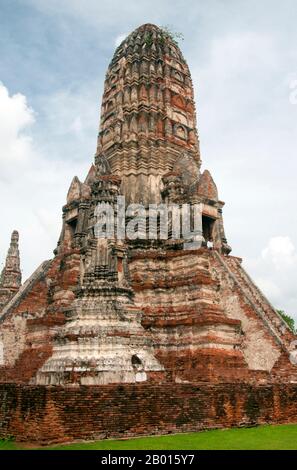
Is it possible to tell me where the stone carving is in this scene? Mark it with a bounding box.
[172,152,200,189]
[96,154,111,176]
[0,231,22,310]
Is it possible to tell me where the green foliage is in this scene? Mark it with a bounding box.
[144,26,184,48]
[2,425,297,450]
[0,437,17,450]
[159,25,184,47]
[142,26,184,49]
[277,310,296,332]
[144,32,153,48]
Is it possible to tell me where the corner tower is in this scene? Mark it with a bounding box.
[0,231,22,310]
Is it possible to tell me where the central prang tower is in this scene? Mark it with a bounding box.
[95,24,230,251]
[34,24,232,385]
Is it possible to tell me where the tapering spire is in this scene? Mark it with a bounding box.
[95,23,201,205]
[0,230,22,310]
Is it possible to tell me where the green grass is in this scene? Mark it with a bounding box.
[1,424,297,450]
[0,439,19,450]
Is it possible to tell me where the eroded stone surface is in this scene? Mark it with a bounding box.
[0,23,296,393]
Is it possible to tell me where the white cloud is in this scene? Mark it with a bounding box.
[0,82,92,281]
[262,236,297,270]
[245,236,297,321]
[35,83,100,161]
[193,31,278,138]
[0,82,35,172]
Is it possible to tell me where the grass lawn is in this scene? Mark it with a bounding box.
[1,424,297,450]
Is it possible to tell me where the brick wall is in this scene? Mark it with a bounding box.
[0,382,297,444]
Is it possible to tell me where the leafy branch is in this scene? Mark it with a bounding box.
[277,309,296,333]
[159,25,184,46]
[143,26,184,49]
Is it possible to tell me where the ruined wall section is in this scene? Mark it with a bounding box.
[0,249,81,382]
[211,252,296,375]
[0,261,52,369]
[1,382,297,444]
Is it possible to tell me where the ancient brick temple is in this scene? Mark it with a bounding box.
[1,24,297,443]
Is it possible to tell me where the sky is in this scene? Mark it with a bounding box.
[0,0,297,319]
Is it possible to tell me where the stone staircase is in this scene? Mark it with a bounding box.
[213,251,294,351]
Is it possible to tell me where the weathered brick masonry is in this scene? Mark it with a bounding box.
[1,383,297,443]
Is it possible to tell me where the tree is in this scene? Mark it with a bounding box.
[277,310,296,333]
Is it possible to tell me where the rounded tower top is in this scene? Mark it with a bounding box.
[111,23,187,67]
